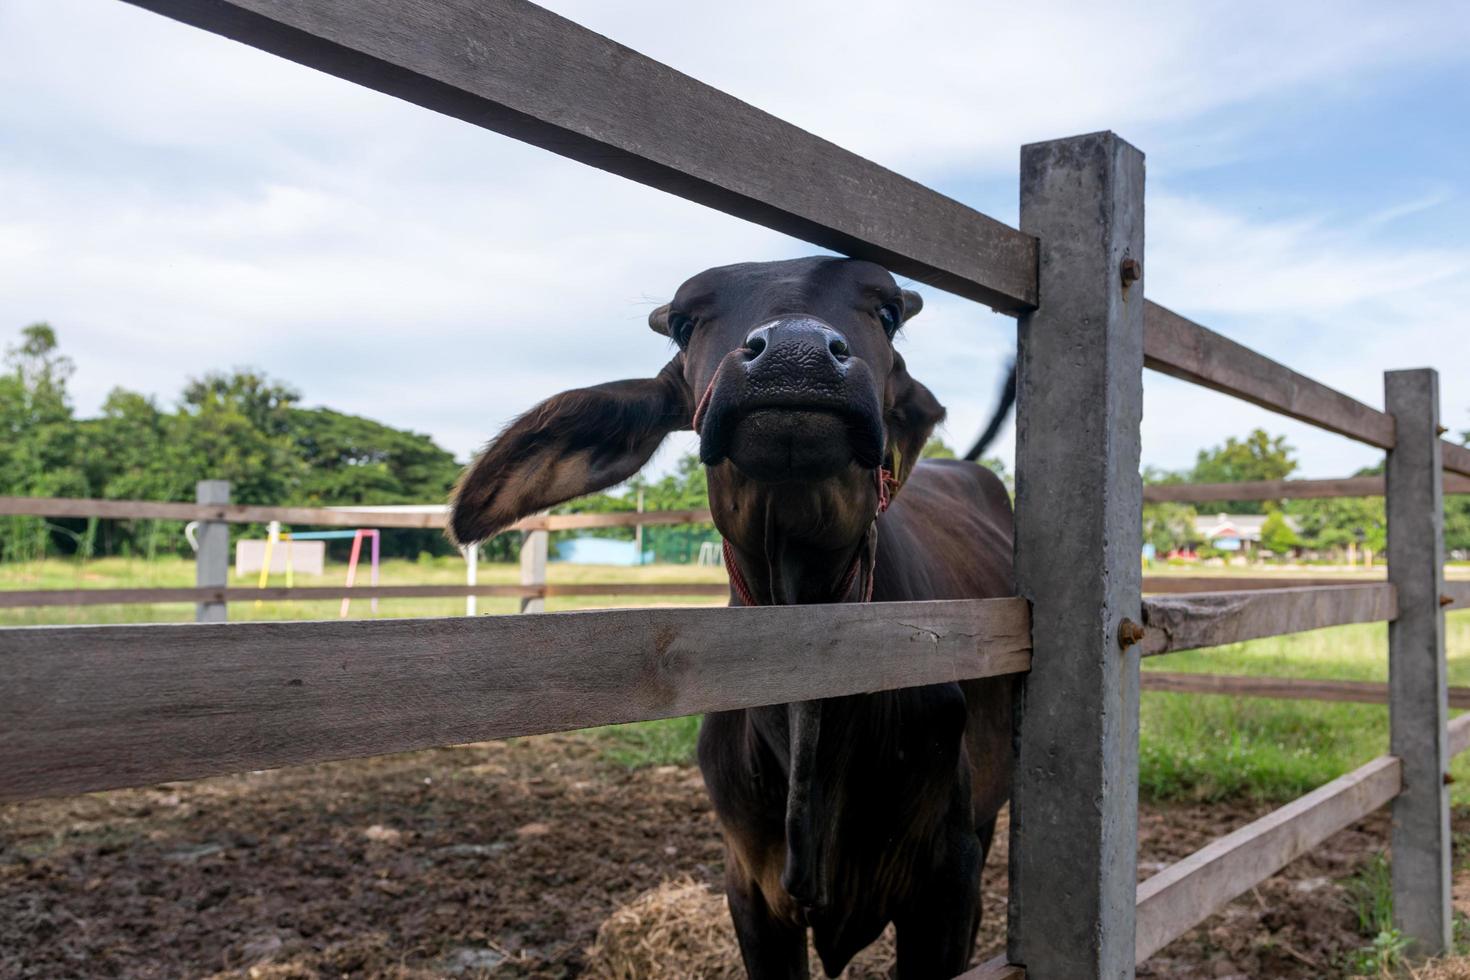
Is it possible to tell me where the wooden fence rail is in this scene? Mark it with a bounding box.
[1143,303,1397,449]
[0,597,1029,803]
[1138,585,1397,656]
[1134,754,1404,964]
[1143,474,1470,503]
[0,582,732,609]
[1141,671,1470,709]
[0,495,712,532]
[122,0,1037,313]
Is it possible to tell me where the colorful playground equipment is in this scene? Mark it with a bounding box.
[256,522,381,617]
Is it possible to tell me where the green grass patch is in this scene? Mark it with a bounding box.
[1140,612,1470,805]
[584,716,702,769]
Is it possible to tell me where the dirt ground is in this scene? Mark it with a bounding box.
[0,733,1461,979]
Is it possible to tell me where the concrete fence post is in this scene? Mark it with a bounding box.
[520,528,548,614]
[1008,131,1146,979]
[1385,368,1451,955]
[195,480,230,623]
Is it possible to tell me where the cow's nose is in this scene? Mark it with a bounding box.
[742,318,851,372]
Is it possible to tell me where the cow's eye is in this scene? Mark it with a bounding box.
[669,313,695,347]
[878,303,900,336]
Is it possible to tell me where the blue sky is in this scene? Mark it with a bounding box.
[2,0,1467,483]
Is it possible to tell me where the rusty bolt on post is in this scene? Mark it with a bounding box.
[1442,595,1456,608]
[1118,618,1146,649]
[1446,773,1457,786]
[1120,258,1142,286]
[1438,425,1450,436]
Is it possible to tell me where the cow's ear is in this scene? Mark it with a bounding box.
[884,351,946,490]
[900,289,923,323]
[450,355,693,545]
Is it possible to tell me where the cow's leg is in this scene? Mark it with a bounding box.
[726,867,809,980]
[892,828,982,979]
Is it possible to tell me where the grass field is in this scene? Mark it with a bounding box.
[4,557,1468,806]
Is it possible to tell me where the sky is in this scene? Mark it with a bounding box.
[2,0,1468,483]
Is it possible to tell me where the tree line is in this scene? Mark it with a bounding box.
[3,323,1465,565]
[1143,429,1470,559]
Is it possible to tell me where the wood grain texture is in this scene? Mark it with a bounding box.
[0,495,713,532]
[1144,302,1396,448]
[195,481,229,623]
[1139,585,1397,656]
[1141,671,1470,709]
[120,0,1037,311]
[953,956,1026,980]
[1443,441,1470,480]
[1386,369,1452,953]
[1144,474,1470,503]
[1143,576,1387,593]
[1135,754,1402,963]
[1008,132,1145,978]
[0,582,730,609]
[0,597,1029,803]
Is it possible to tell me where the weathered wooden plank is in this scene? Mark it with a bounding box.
[1141,671,1470,709]
[0,495,442,528]
[1143,302,1396,448]
[0,584,545,608]
[0,495,713,532]
[544,583,727,597]
[1142,575,1386,593]
[0,582,731,609]
[1134,754,1402,963]
[1449,713,1470,758]
[195,481,230,623]
[1143,474,1470,503]
[953,956,1026,980]
[1138,585,1397,656]
[0,597,1029,803]
[1386,368,1451,954]
[121,0,1037,312]
[1145,476,1383,503]
[1009,132,1145,978]
[1443,441,1470,480]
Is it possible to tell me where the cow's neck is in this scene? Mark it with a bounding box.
[723,534,867,607]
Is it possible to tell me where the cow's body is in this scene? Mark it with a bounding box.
[700,459,1015,978]
[450,257,1017,979]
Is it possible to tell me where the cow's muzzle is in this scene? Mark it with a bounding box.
[696,317,884,481]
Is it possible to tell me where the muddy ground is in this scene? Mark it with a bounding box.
[0,732,1461,978]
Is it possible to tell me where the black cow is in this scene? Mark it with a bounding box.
[451,256,1015,979]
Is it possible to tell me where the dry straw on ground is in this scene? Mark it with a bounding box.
[583,877,899,980]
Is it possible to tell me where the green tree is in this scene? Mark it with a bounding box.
[1189,429,1298,514]
[1260,510,1301,556]
[921,437,956,459]
[0,324,87,559]
[1143,502,1198,554]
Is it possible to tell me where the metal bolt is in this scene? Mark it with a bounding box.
[1437,425,1450,436]
[1442,595,1455,608]
[1118,618,1146,649]
[1446,773,1457,786]
[1120,258,1142,286]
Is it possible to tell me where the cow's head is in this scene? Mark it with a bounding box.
[450,257,944,600]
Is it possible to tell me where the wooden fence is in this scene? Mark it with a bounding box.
[3,1,1467,976]
[0,494,726,613]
